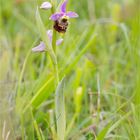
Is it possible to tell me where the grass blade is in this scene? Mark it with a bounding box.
[23,76,54,112]
[96,122,112,140]
[55,78,66,140]
[61,33,97,78]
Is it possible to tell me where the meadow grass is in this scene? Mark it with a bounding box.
[0,0,140,139]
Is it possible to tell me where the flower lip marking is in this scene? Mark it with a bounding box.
[50,0,78,33]
[54,16,69,33]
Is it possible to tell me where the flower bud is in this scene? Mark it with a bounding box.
[40,2,52,10]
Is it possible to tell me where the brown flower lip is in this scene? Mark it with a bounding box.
[53,18,68,33]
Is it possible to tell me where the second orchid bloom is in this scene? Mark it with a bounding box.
[32,30,63,52]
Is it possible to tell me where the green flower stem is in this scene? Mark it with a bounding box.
[51,0,57,53]
[51,0,56,13]
[50,0,59,85]
[52,29,57,52]
[49,50,59,84]
[50,2,63,140]
[54,62,59,84]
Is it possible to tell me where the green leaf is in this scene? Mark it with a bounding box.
[23,76,54,112]
[96,122,112,140]
[35,7,51,50]
[33,119,43,140]
[55,78,66,140]
[36,7,57,65]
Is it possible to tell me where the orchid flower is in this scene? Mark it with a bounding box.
[32,30,63,52]
[50,0,79,21]
[50,0,79,33]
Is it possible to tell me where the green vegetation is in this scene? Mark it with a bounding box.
[0,0,140,139]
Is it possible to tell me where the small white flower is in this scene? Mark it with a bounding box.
[40,2,52,10]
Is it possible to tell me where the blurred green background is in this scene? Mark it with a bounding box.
[0,0,140,139]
